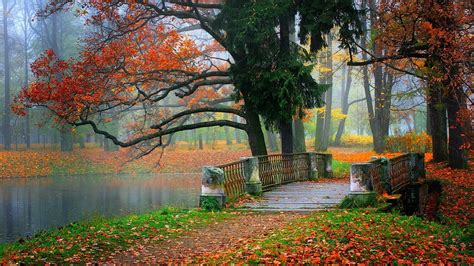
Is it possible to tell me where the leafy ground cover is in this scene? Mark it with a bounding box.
[0,146,370,179]
[0,208,234,263]
[427,159,474,227]
[193,209,473,264]
[0,147,251,178]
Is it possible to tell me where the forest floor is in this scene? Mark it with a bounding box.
[0,146,471,264]
[0,144,408,178]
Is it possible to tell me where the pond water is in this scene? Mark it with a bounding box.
[0,173,201,243]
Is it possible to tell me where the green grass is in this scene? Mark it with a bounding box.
[333,160,351,177]
[202,209,473,264]
[0,207,234,263]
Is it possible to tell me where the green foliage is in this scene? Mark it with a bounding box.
[333,160,351,177]
[0,208,233,263]
[298,0,364,52]
[214,0,363,129]
[200,197,222,212]
[339,193,378,209]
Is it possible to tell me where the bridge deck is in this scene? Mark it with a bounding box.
[244,180,349,211]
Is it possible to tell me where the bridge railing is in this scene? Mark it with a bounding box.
[350,153,425,196]
[218,160,247,199]
[200,152,333,207]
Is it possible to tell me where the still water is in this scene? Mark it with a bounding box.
[0,173,201,243]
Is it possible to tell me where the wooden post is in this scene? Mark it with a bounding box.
[307,153,319,180]
[200,166,226,208]
[242,157,262,195]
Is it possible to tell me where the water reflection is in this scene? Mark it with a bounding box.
[0,173,200,243]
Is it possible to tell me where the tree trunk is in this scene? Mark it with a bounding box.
[446,88,468,169]
[234,115,242,144]
[335,65,352,146]
[23,2,31,149]
[293,119,306,152]
[2,0,12,150]
[277,10,294,154]
[428,95,448,162]
[280,121,293,154]
[320,34,333,151]
[197,130,203,150]
[24,113,31,149]
[266,128,278,152]
[224,114,232,145]
[244,104,268,156]
[315,99,325,151]
[60,127,74,152]
[79,137,85,149]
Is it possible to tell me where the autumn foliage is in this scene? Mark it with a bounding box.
[427,159,474,227]
[385,132,432,153]
[0,147,250,179]
[14,23,203,123]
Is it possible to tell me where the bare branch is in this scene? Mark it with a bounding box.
[150,106,244,129]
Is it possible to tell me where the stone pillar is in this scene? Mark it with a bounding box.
[322,153,333,178]
[410,153,425,181]
[307,153,319,180]
[371,157,392,193]
[350,163,374,192]
[241,157,262,196]
[200,166,226,208]
[349,163,377,202]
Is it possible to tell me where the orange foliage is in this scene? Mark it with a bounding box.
[0,147,251,179]
[329,147,433,164]
[385,132,432,153]
[14,22,204,124]
[426,158,474,227]
[329,147,402,164]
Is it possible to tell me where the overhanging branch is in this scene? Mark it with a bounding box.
[150,106,244,129]
[72,119,246,148]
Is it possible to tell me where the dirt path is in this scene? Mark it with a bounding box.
[111,212,306,264]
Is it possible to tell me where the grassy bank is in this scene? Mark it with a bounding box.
[0,208,234,263]
[194,209,473,264]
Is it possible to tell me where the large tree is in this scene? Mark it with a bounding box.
[349,0,472,168]
[15,0,363,156]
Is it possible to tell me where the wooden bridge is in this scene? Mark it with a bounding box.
[200,152,425,212]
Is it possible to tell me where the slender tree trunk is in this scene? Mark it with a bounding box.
[320,34,333,151]
[24,114,30,149]
[335,65,352,146]
[234,115,242,144]
[23,1,31,149]
[60,126,74,152]
[2,0,12,150]
[266,128,278,152]
[79,137,85,149]
[224,114,232,145]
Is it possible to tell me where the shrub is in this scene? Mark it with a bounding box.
[200,197,222,211]
[385,131,432,153]
[340,134,373,147]
[339,193,378,208]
